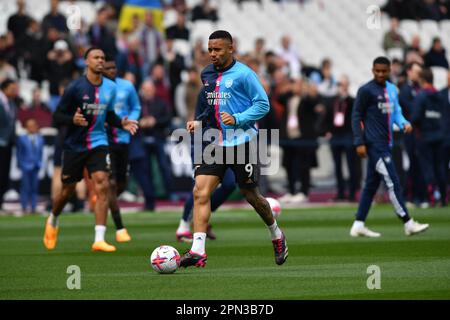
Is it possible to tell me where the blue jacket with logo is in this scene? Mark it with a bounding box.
[195,60,270,146]
[352,80,409,149]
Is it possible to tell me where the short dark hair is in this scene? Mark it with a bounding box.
[0,78,16,91]
[209,30,233,43]
[420,68,434,84]
[373,56,391,66]
[84,46,103,60]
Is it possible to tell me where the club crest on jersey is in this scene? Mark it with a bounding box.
[225,78,233,88]
[83,94,89,100]
[377,95,383,100]
[204,80,209,87]
[384,156,391,163]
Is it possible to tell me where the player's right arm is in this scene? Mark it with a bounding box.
[187,88,207,133]
[352,86,369,157]
[53,82,79,126]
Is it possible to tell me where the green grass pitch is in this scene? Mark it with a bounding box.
[1,204,449,300]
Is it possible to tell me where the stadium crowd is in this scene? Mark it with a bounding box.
[0,0,449,215]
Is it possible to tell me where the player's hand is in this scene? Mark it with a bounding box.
[403,123,413,134]
[73,108,88,126]
[187,120,200,133]
[122,116,139,135]
[356,145,367,158]
[220,112,235,126]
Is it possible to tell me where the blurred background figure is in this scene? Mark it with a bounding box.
[16,118,44,214]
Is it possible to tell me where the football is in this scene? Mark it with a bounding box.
[266,197,281,219]
[150,245,180,274]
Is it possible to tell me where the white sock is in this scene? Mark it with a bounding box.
[352,220,364,229]
[116,228,125,233]
[405,218,414,227]
[191,232,206,255]
[95,225,106,242]
[177,219,191,233]
[49,213,59,227]
[268,221,283,240]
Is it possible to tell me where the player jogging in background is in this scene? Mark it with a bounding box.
[43,47,138,252]
[180,30,288,268]
[350,56,429,238]
[102,56,141,242]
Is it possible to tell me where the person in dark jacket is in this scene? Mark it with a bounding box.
[138,79,174,200]
[424,37,449,69]
[325,75,359,201]
[398,62,428,207]
[411,68,447,206]
[440,70,450,200]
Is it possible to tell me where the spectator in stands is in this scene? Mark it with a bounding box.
[149,63,173,113]
[18,88,52,128]
[88,7,117,59]
[424,37,449,69]
[0,53,18,83]
[441,70,450,196]
[275,35,301,79]
[399,62,428,207]
[140,10,165,76]
[165,38,186,105]
[325,75,358,201]
[175,66,202,123]
[41,0,68,35]
[138,80,174,201]
[250,38,266,66]
[7,0,31,44]
[383,18,407,53]
[411,68,447,206]
[420,0,443,20]
[0,79,19,212]
[117,36,144,89]
[382,0,421,20]
[191,0,219,22]
[7,0,31,69]
[45,39,77,112]
[192,38,209,70]
[390,58,404,86]
[296,81,322,201]
[166,13,190,41]
[16,118,44,214]
[312,58,337,98]
[0,33,16,68]
[68,19,90,71]
[404,34,425,66]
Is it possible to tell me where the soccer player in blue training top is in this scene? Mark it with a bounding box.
[102,56,141,242]
[350,56,429,237]
[176,92,237,243]
[180,30,288,268]
[43,47,138,252]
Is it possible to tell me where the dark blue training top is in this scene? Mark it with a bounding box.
[53,76,122,152]
[352,80,409,149]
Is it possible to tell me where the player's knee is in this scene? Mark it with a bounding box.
[193,186,209,204]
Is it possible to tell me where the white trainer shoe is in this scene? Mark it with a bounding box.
[350,225,381,238]
[290,193,308,204]
[405,219,429,236]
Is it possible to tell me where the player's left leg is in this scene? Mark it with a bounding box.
[87,147,116,252]
[376,153,429,236]
[108,144,131,242]
[240,187,288,265]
